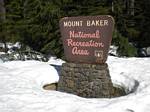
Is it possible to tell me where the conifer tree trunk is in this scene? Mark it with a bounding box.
[0,0,5,21]
[0,0,7,53]
[111,0,114,12]
[130,0,134,16]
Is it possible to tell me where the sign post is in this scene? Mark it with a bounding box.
[58,15,115,98]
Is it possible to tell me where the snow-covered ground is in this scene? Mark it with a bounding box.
[0,56,150,112]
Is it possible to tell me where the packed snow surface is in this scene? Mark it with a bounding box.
[0,56,150,112]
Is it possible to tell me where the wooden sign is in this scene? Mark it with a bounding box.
[59,15,114,64]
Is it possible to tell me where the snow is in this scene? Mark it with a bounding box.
[1,60,59,87]
[109,45,118,56]
[0,56,150,112]
[48,57,65,65]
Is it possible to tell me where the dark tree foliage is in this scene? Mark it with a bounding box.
[1,0,150,57]
[133,0,150,47]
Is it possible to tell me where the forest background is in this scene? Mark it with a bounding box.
[0,0,150,58]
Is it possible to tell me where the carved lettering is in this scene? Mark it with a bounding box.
[72,47,89,55]
[87,20,108,26]
[64,21,83,27]
[69,30,100,39]
[67,39,104,48]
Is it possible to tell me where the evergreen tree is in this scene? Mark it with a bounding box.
[2,0,150,57]
[133,0,150,47]
[0,0,8,52]
[5,0,64,57]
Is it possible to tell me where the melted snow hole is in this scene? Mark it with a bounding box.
[112,73,139,96]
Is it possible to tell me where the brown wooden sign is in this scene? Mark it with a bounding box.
[59,15,114,64]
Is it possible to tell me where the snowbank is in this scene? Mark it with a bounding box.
[2,60,59,87]
[0,56,150,112]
